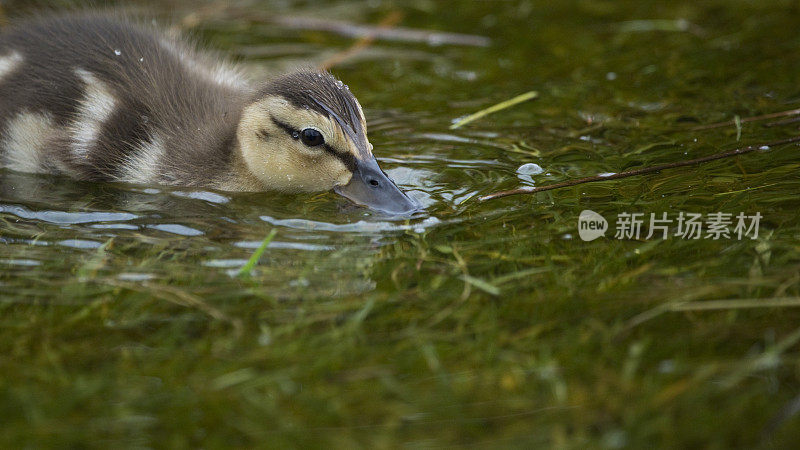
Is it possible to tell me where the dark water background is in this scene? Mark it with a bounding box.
[2,0,800,447]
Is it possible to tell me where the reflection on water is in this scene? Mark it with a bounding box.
[0,3,543,305]
[148,224,205,236]
[0,86,531,300]
[259,214,441,233]
[0,111,500,299]
[0,205,138,225]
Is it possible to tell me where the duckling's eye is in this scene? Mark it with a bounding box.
[300,128,324,147]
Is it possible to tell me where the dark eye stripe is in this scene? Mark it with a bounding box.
[271,117,297,137]
[271,116,358,172]
[324,144,357,172]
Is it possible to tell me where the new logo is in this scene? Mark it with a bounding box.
[578,210,608,241]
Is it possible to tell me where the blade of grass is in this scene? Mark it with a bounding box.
[734,114,742,141]
[450,91,538,130]
[462,275,500,296]
[721,325,800,389]
[492,267,551,285]
[621,297,800,336]
[713,183,780,196]
[669,297,800,311]
[237,229,277,278]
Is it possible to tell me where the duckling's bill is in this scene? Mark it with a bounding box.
[334,155,419,215]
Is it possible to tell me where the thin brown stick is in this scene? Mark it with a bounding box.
[318,11,404,71]
[273,16,491,47]
[691,108,800,131]
[478,135,800,202]
[764,116,800,128]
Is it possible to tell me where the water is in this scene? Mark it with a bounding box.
[2,0,800,447]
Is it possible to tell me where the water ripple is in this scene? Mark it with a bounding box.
[0,204,138,224]
[260,215,442,234]
[148,224,205,236]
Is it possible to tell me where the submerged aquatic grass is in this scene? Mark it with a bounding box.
[1,0,800,448]
[479,135,800,200]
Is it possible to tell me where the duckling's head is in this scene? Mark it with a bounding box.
[237,70,418,215]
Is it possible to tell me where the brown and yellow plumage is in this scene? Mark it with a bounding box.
[0,13,417,214]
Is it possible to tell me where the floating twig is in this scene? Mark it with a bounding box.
[478,135,800,202]
[171,4,489,47]
[615,19,706,37]
[764,115,800,128]
[319,11,404,70]
[273,16,491,47]
[450,91,538,130]
[691,108,800,131]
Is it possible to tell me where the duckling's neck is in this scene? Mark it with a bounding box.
[213,142,264,191]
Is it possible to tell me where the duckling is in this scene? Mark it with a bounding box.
[0,13,418,214]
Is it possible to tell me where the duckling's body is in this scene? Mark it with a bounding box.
[0,14,251,188]
[0,13,417,213]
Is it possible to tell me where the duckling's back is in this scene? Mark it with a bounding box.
[0,13,253,185]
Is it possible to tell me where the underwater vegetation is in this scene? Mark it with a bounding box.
[1,0,800,447]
